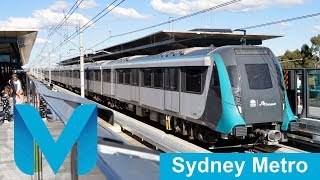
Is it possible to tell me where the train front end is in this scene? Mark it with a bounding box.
[213,46,297,145]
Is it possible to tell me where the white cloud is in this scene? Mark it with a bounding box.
[0,1,91,29]
[108,5,150,19]
[79,0,97,9]
[49,1,69,11]
[275,0,305,7]
[35,38,52,44]
[150,0,307,16]
[314,25,320,31]
[278,22,292,30]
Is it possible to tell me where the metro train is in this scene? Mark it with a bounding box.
[42,45,298,145]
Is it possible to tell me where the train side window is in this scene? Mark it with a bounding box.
[103,69,111,82]
[89,70,94,80]
[118,69,124,84]
[95,70,101,81]
[142,69,152,87]
[165,68,178,91]
[153,68,164,89]
[185,68,203,93]
[124,69,131,84]
[131,69,139,86]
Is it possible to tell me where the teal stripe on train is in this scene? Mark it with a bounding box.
[278,66,297,130]
[211,54,246,134]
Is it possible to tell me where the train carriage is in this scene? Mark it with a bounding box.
[48,45,298,145]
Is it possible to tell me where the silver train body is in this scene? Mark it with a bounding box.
[43,45,298,144]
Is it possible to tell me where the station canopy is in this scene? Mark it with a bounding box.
[0,30,37,66]
[60,29,282,65]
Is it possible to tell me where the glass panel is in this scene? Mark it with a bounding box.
[227,65,239,88]
[103,70,111,82]
[143,69,152,87]
[296,71,304,115]
[245,64,272,89]
[118,70,124,84]
[186,68,202,93]
[131,69,139,86]
[124,69,131,84]
[153,69,164,88]
[308,69,320,118]
[165,68,178,91]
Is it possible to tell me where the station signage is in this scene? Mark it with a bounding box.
[14,104,98,175]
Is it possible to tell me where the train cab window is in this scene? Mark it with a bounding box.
[227,65,239,88]
[131,69,139,86]
[185,68,203,93]
[165,68,179,91]
[118,69,124,84]
[103,70,111,83]
[153,69,164,89]
[245,64,272,89]
[142,69,152,87]
[124,69,131,84]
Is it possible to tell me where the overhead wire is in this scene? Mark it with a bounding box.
[50,0,125,54]
[36,0,84,59]
[88,0,242,50]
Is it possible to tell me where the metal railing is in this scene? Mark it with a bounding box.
[283,68,320,119]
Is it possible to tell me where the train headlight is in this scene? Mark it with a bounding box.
[237,106,242,114]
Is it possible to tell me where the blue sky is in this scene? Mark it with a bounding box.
[0,0,319,66]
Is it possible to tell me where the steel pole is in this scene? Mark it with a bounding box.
[79,20,85,98]
[49,52,52,85]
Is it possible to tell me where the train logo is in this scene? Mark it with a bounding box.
[260,101,266,107]
[14,104,98,175]
[259,101,277,107]
[250,100,257,108]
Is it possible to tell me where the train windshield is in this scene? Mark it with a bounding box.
[245,64,273,90]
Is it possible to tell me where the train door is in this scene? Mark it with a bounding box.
[164,68,180,112]
[131,69,139,102]
[236,56,283,124]
[111,69,116,96]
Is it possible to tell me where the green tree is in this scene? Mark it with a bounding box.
[311,35,320,68]
[300,44,315,68]
[279,49,303,68]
